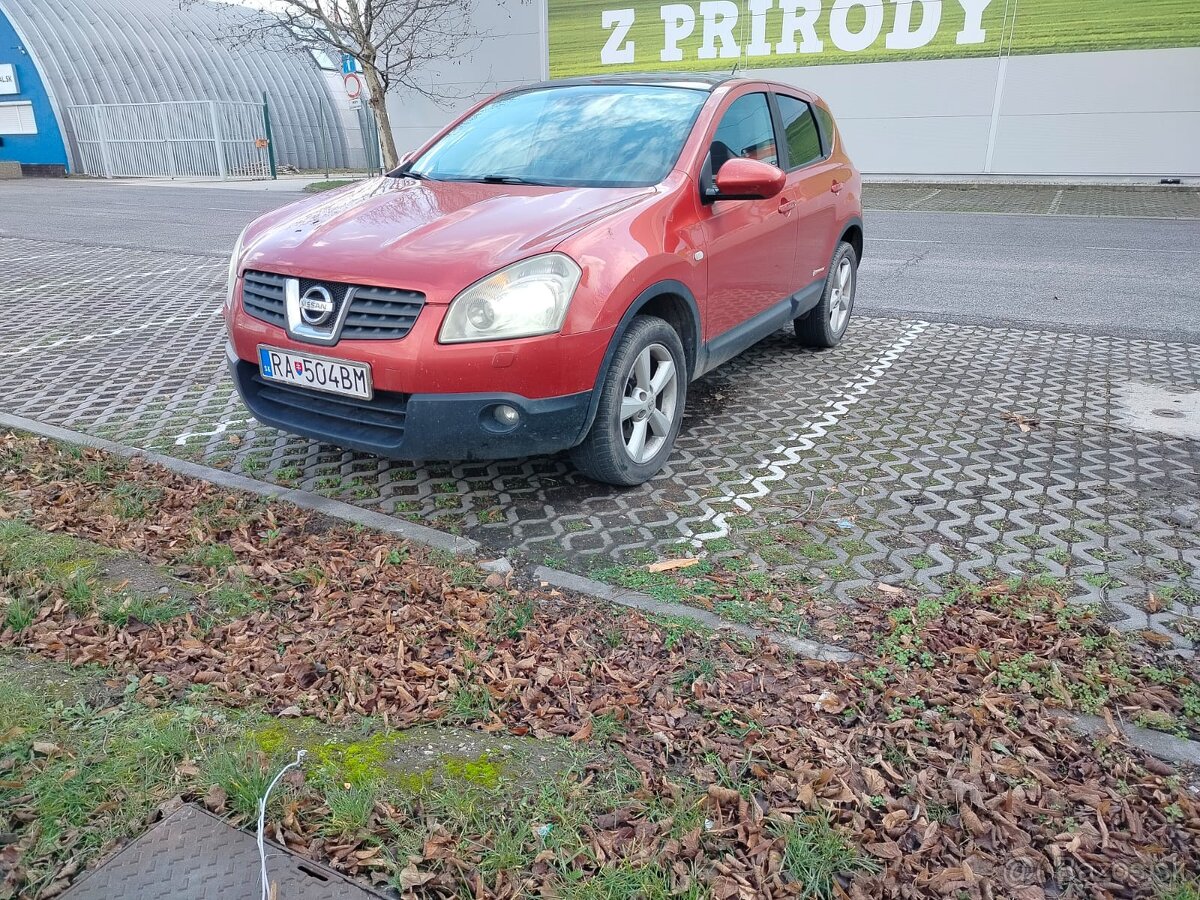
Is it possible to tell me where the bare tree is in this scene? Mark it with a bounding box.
[199,0,476,169]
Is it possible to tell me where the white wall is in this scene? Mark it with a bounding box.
[382,2,1200,178]
[990,48,1200,177]
[384,0,545,156]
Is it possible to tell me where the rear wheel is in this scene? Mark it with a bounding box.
[795,241,857,348]
[571,316,686,486]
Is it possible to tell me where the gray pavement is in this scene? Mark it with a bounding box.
[2,179,1197,341]
[1,178,1199,651]
[858,210,1200,342]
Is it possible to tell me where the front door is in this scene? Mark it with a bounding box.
[697,91,800,342]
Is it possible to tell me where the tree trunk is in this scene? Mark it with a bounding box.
[361,64,398,170]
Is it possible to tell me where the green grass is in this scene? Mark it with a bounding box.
[322,784,377,837]
[4,595,36,632]
[0,521,106,584]
[304,179,359,193]
[547,0,1200,77]
[98,591,189,627]
[771,813,880,898]
[0,666,216,891]
[1157,876,1200,900]
[109,483,165,520]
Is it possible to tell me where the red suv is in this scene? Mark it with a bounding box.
[224,74,862,486]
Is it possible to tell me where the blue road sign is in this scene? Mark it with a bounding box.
[341,54,360,74]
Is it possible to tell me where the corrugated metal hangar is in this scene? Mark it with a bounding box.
[0,0,347,176]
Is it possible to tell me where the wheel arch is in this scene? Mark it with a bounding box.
[571,280,702,447]
[839,217,864,261]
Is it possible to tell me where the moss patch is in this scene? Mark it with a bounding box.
[250,720,573,794]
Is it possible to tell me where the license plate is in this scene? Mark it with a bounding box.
[257,346,372,400]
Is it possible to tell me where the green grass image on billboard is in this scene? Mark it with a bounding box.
[548,0,1200,78]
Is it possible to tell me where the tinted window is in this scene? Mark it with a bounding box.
[407,85,707,188]
[776,95,823,169]
[710,93,778,174]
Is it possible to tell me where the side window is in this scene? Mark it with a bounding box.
[776,95,823,170]
[814,104,836,157]
[710,93,778,174]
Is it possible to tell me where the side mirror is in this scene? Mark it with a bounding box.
[711,158,786,201]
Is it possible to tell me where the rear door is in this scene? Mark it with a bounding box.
[772,92,840,293]
[696,91,800,342]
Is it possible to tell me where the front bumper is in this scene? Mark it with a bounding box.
[228,347,592,460]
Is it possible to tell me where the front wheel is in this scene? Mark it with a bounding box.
[795,242,857,348]
[571,316,687,487]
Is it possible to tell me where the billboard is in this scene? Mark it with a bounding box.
[547,0,1200,78]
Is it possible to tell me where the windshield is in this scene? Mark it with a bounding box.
[404,85,708,188]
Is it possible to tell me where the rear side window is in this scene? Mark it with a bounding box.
[814,104,837,156]
[776,95,824,170]
[710,93,778,173]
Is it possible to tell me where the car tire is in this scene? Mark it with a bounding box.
[571,316,687,487]
[795,241,857,348]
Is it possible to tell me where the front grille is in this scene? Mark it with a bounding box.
[240,270,425,340]
[241,364,409,448]
[339,285,425,339]
[241,270,287,327]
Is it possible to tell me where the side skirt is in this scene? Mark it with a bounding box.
[695,279,824,377]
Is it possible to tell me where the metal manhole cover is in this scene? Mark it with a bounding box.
[61,804,384,900]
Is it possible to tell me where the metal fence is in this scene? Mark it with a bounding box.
[66,100,271,179]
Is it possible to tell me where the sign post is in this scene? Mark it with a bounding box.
[261,92,277,180]
[343,72,364,112]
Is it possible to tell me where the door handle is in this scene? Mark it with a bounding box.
[778,197,798,214]
[830,180,844,194]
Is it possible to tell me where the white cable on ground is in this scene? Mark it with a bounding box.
[257,749,307,900]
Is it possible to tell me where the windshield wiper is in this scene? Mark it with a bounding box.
[475,174,549,185]
[390,166,437,181]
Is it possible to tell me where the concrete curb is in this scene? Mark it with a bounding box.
[534,566,860,663]
[0,414,857,662]
[1065,713,1200,768]
[0,413,479,557]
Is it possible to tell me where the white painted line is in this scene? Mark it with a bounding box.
[905,188,942,209]
[175,417,250,446]
[872,238,944,244]
[1047,189,1065,215]
[679,321,930,543]
[1084,246,1200,254]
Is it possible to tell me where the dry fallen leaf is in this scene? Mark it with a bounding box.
[812,691,846,714]
[203,784,228,813]
[396,865,435,889]
[1002,411,1039,433]
[646,557,701,573]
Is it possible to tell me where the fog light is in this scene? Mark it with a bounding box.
[493,404,520,426]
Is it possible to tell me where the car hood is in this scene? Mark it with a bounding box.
[240,176,655,301]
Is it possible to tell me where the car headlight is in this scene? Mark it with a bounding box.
[225,226,249,313]
[439,253,582,344]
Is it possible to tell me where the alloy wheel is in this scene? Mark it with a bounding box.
[620,343,678,464]
[829,257,853,334]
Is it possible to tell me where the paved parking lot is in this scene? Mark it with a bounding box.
[2,179,1198,650]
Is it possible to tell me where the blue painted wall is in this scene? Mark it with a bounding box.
[0,7,67,168]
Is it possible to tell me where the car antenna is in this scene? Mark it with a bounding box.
[730,61,740,76]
